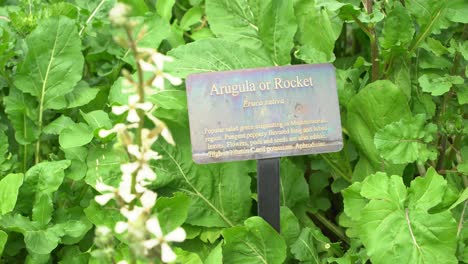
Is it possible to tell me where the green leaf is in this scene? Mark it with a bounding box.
[343,169,458,264]
[279,158,309,208]
[173,248,203,264]
[290,227,320,263]
[156,0,175,21]
[374,114,438,164]
[294,0,342,63]
[18,160,71,215]
[204,242,223,264]
[59,123,94,149]
[0,230,7,256]
[3,88,39,144]
[63,147,88,180]
[280,207,301,249]
[32,194,54,226]
[80,110,112,131]
[14,16,83,110]
[206,0,296,65]
[222,217,286,264]
[449,188,468,210]
[149,90,187,110]
[43,116,75,135]
[0,173,24,215]
[155,123,253,227]
[180,6,203,30]
[65,81,99,108]
[418,73,464,96]
[347,80,411,180]
[155,192,190,233]
[380,3,414,51]
[167,38,273,78]
[24,229,60,255]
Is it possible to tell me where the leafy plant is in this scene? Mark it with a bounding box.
[0,0,466,263]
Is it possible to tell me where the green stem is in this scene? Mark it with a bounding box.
[124,26,145,196]
[310,212,350,245]
[407,9,443,57]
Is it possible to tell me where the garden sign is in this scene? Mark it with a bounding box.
[186,64,342,231]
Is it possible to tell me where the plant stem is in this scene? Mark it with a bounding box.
[309,212,350,245]
[366,0,379,81]
[79,0,106,36]
[125,26,145,195]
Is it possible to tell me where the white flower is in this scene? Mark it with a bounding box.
[147,115,176,146]
[144,217,186,263]
[139,55,182,90]
[94,179,116,205]
[98,123,135,138]
[140,189,157,209]
[115,221,129,234]
[112,95,153,123]
[124,144,161,183]
[109,3,130,26]
[117,173,137,203]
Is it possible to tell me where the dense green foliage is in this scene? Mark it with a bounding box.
[0,0,467,263]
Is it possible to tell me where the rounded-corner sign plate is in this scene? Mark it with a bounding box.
[186,63,343,164]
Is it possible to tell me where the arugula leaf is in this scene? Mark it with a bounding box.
[346,80,411,180]
[14,16,83,111]
[418,73,464,96]
[222,217,286,264]
[0,173,24,215]
[374,114,438,164]
[343,169,458,264]
[206,0,296,65]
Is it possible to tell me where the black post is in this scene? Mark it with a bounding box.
[257,158,280,232]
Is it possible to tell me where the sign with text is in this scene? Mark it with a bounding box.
[186,64,342,164]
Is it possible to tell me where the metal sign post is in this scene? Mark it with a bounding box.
[257,158,280,232]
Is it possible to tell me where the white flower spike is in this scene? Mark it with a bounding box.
[144,217,186,263]
[112,95,153,123]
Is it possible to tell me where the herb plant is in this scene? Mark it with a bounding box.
[0,0,466,263]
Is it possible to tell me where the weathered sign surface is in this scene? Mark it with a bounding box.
[186,64,342,164]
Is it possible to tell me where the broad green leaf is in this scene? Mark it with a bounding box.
[149,90,187,110]
[173,248,203,264]
[167,38,273,78]
[3,88,39,144]
[14,16,83,110]
[0,230,7,256]
[280,158,309,208]
[155,192,190,233]
[418,73,464,96]
[59,123,94,149]
[156,0,175,21]
[343,169,458,264]
[32,194,53,227]
[206,0,296,65]
[290,227,320,263]
[63,147,88,180]
[0,173,24,215]
[17,160,70,215]
[294,0,342,63]
[65,81,99,108]
[347,80,411,180]
[405,0,450,35]
[222,217,286,264]
[43,116,75,135]
[374,114,438,164]
[204,242,222,264]
[80,110,112,131]
[380,3,414,51]
[155,122,252,228]
[85,144,126,187]
[180,6,203,30]
[24,229,60,255]
[58,246,89,264]
[280,207,301,249]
